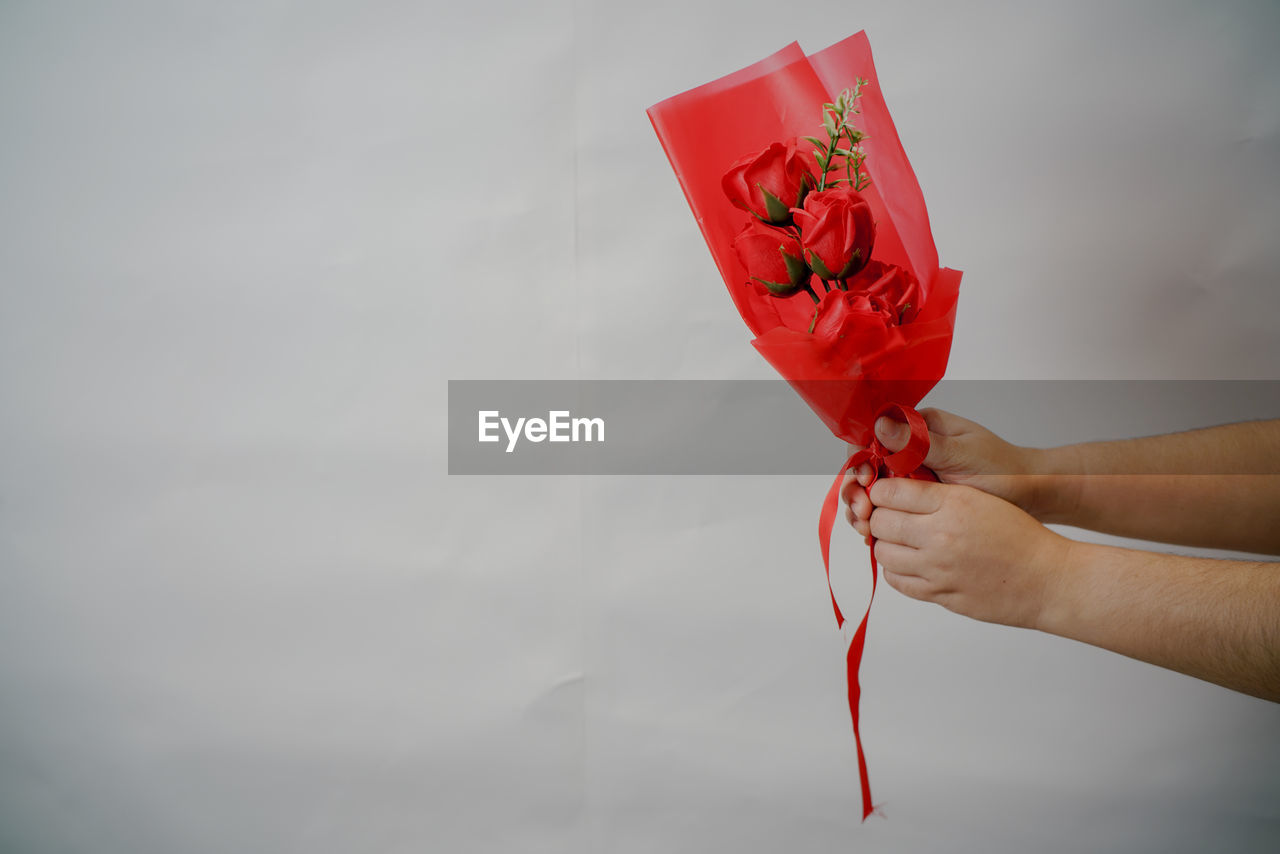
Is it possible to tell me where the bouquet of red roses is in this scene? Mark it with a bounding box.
[648,31,962,819]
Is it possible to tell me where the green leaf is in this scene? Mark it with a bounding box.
[752,275,800,297]
[759,187,791,223]
[781,247,809,285]
[807,250,835,282]
[803,136,826,148]
[822,112,836,136]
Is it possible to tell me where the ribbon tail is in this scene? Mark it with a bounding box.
[848,537,879,821]
[819,455,861,629]
[819,450,879,819]
[818,404,933,821]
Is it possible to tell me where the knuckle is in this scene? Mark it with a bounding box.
[933,529,957,552]
[884,571,910,597]
[940,495,968,521]
[870,478,897,504]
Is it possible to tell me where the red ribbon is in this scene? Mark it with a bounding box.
[817,403,937,820]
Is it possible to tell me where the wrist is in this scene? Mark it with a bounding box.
[1017,444,1084,525]
[1032,535,1091,637]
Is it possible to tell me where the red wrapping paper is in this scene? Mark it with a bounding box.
[648,31,962,819]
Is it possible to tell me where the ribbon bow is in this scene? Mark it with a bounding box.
[817,403,937,820]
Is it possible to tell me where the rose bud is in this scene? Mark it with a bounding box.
[722,139,815,224]
[791,188,875,281]
[732,222,810,297]
[847,260,921,324]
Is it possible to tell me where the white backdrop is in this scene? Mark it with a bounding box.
[1,1,1278,851]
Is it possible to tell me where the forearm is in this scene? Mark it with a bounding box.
[1022,421,1280,553]
[1037,540,1280,702]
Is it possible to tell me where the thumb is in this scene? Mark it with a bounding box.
[873,416,912,452]
[875,414,950,470]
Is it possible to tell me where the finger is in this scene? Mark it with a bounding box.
[877,415,951,474]
[881,565,937,603]
[919,407,969,438]
[844,505,869,538]
[918,407,950,434]
[851,492,872,537]
[881,408,956,472]
[841,472,860,507]
[872,540,923,576]
[868,477,947,513]
[851,488,872,521]
[840,480,872,518]
[917,408,960,470]
[874,416,911,453]
[868,507,927,548]
[841,465,876,510]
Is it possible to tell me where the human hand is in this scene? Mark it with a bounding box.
[843,408,1039,538]
[867,478,1071,630]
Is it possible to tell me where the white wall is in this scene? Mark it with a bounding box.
[1,1,1277,851]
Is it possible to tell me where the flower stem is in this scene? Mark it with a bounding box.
[814,81,870,193]
[844,128,855,187]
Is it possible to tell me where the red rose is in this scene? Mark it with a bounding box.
[791,188,875,281]
[722,139,815,224]
[847,260,920,324]
[732,222,809,297]
[811,288,898,339]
